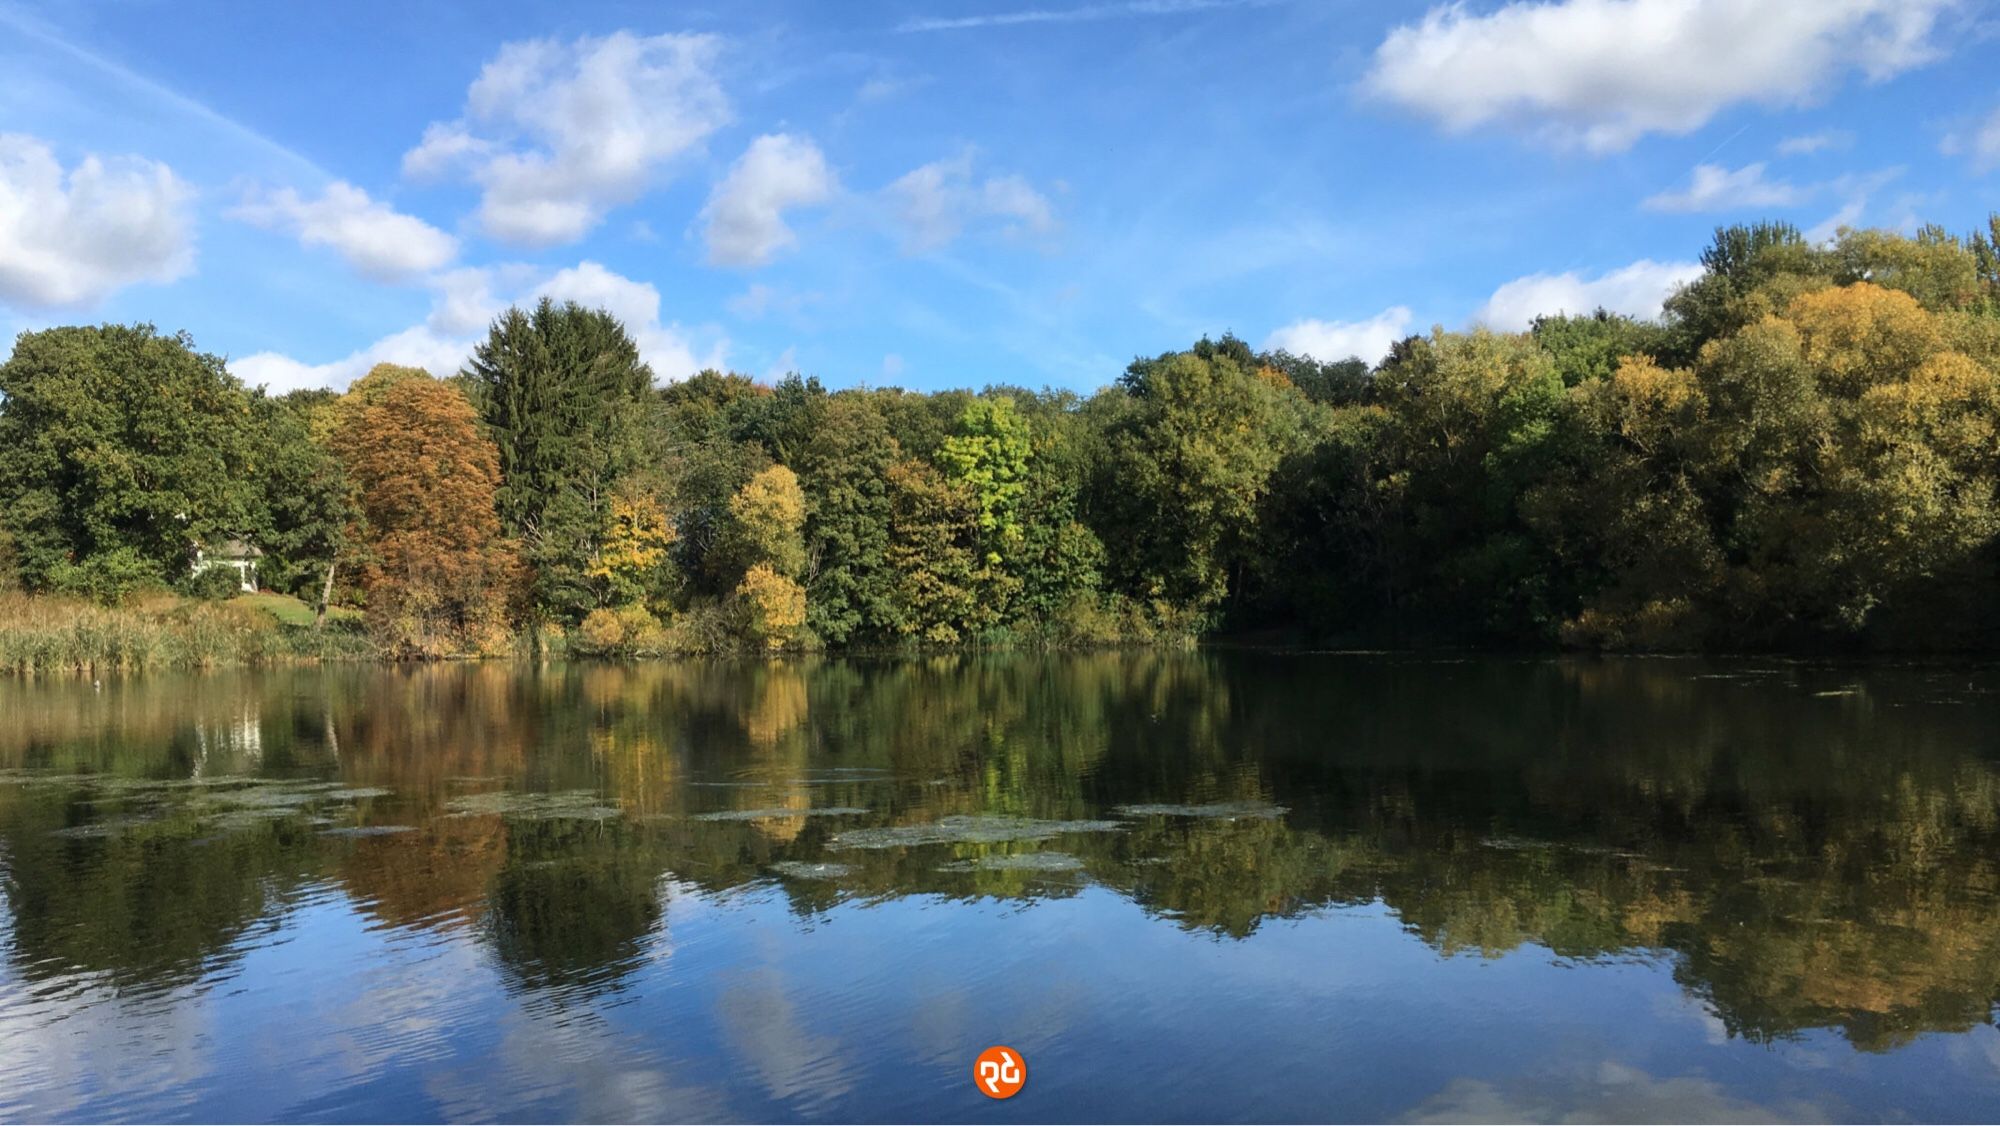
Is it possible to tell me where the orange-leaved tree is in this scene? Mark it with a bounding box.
[332,373,521,657]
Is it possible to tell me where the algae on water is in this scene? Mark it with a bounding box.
[691,806,870,822]
[1112,801,1288,821]
[937,851,1086,873]
[443,789,622,821]
[768,860,856,880]
[830,815,1123,850]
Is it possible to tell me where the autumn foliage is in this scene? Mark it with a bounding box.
[331,371,521,657]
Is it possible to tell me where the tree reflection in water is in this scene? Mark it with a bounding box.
[2,652,1998,1056]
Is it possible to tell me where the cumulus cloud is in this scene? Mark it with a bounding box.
[888,153,1056,252]
[0,133,193,309]
[536,261,725,379]
[1642,162,1803,213]
[230,324,478,395]
[402,31,730,246]
[230,261,724,393]
[1264,306,1413,365]
[1476,259,1703,330]
[700,134,836,267]
[230,181,457,281]
[1940,105,2000,172]
[1363,0,1955,153]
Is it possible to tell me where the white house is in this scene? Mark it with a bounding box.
[192,538,263,593]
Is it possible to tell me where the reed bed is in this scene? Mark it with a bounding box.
[0,593,375,674]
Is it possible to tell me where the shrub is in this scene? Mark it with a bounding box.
[574,604,668,658]
[181,565,245,602]
[45,548,166,605]
[578,607,626,653]
[737,563,806,650]
[0,529,17,592]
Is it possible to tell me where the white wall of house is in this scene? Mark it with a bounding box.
[192,552,257,593]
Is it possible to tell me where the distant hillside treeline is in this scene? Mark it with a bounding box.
[3,217,2000,656]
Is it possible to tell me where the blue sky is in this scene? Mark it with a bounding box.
[2,0,1997,394]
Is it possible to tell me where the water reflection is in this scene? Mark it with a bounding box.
[1,654,1998,1120]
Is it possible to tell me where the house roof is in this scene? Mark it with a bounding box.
[205,538,264,559]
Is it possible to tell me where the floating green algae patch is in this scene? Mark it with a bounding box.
[829,815,1123,850]
[768,860,856,880]
[691,806,870,822]
[442,789,621,821]
[32,775,397,840]
[937,851,1085,873]
[1112,801,1288,821]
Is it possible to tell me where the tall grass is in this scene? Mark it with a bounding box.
[0,592,376,675]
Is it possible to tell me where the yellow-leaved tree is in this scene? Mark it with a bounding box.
[724,465,808,649]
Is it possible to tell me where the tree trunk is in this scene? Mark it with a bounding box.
[316,560,337,629]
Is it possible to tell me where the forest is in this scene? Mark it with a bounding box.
[3,217,2000,658]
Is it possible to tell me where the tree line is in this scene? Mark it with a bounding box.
[3,217,1999,655]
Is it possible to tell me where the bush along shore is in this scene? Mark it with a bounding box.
[5,217,2000,662]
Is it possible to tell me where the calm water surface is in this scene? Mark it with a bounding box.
[3,652,2000,1122]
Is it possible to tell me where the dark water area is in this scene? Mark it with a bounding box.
[2,653,2000,1122]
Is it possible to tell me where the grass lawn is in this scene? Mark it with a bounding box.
[230,592,363,627]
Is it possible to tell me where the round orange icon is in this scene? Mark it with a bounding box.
[973,1045,1026,1099]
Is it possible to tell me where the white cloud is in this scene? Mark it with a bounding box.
[0,133,192,309]
[1804,166,1903,242]
[1777,129,1853,156]
[535,261,724,380]
[887,154,1056,252]
[230,181,457,281]
[402,31,730,246]
[1805,198,1867,243]
[1263,306,1413,365]
[1642,162,1803,213]
[700,134,836,267]
[426,266,509,335]
[1364,0,1955,153]
[1941,105,2000,172]
[230,261,724,393]
[231,323,476,395]
[1476,259,1703,330]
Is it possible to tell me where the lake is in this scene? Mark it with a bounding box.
[2,652,1999,1122]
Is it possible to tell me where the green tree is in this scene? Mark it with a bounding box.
[1099,342,1302,616]
[1371,329,1572,637]
[1531,310,1672,387]
[243,391,355,603]
[0,325,259,599]
[937,395,1033,568]
[885,457,984,643]
[797,395,899,645]
[463,299,654,624]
